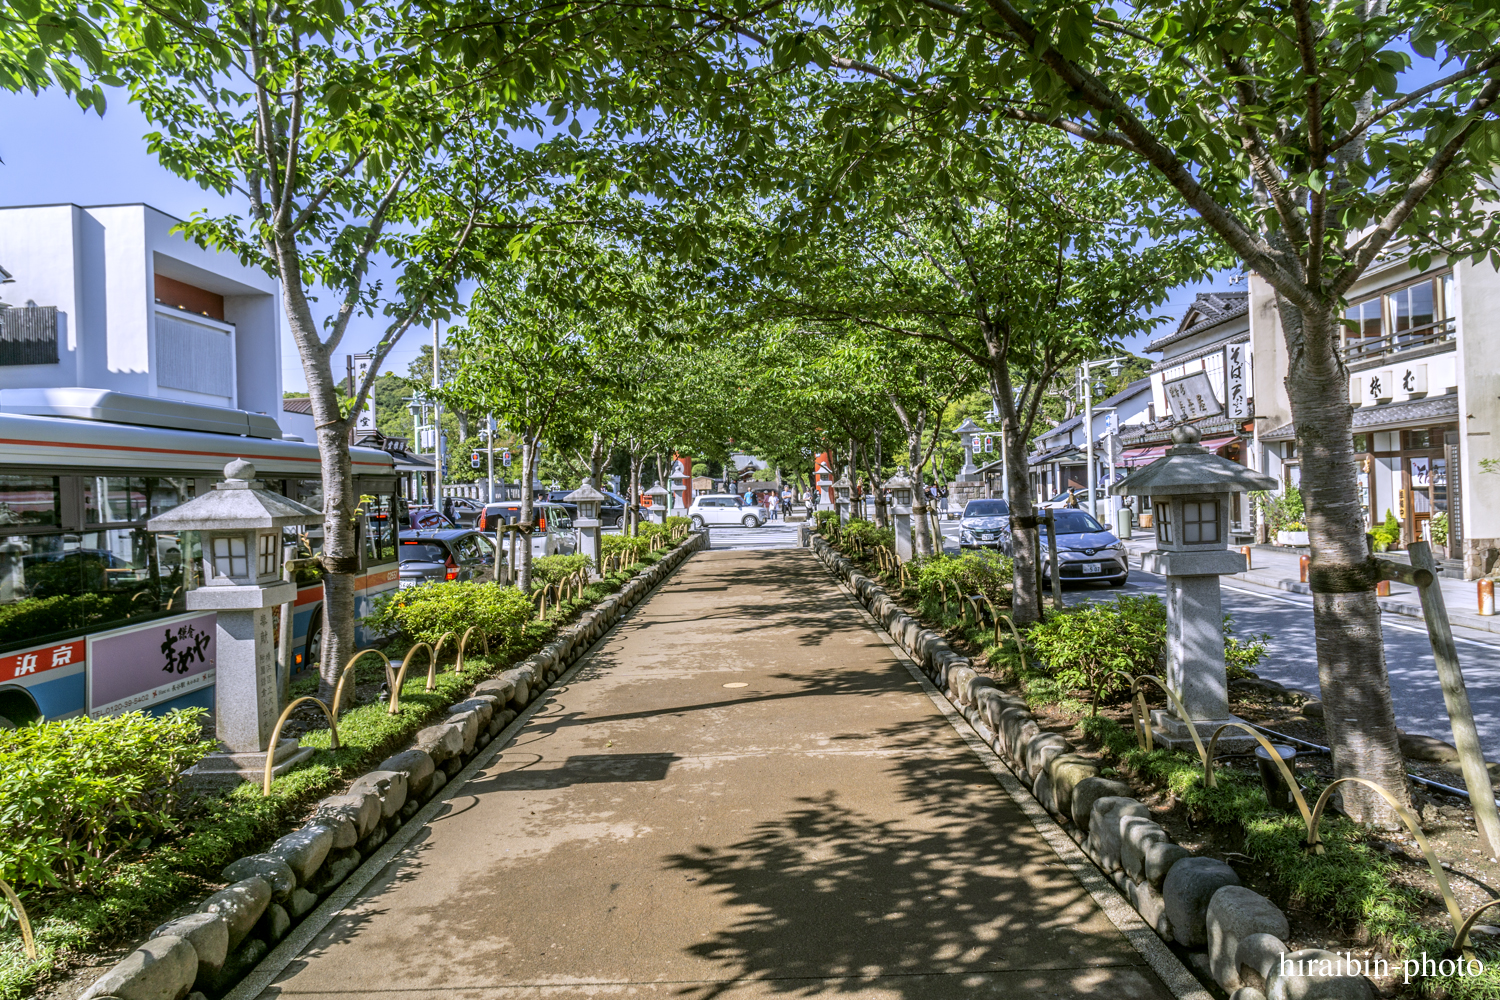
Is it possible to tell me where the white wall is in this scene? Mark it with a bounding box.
[1455,256,1500,558]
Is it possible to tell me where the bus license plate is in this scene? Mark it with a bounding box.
[1081,563,1102,575]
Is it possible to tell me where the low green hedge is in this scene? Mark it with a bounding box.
[366,581,533,649]
[0,536,691,999]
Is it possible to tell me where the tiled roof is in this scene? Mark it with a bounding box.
[1148,292,1249,353]
[1259,393,1459,441]
[283,397,313,415]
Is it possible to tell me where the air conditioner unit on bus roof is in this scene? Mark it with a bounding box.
[0,387,283,439]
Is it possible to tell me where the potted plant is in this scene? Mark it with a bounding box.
[1276,521,1309,546]
[1368,510,1401,553]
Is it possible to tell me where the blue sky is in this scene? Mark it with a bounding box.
[1,86,1235,391]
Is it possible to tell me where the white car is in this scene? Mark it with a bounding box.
[689,494,765,528]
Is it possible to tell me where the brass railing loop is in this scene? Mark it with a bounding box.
[994,613,1027,674]
[1204,722,1315,831]
[0,876,36,959]
[1128,674,1210,771]
[1307,776,1466,951]
[387,642,435,714]
[332,648,389,718]
[456,626,487,676]
[262,695,339,795]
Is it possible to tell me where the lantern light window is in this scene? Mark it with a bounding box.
[212,534,249,579]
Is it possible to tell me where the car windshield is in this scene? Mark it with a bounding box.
[964,500,1010,517]
[1047,491,1073,503]
[1044,510,1105,534]
[399,541,448,562]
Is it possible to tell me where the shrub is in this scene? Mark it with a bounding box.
[532,554,591,585]
[0,710,214,892]
[1369,509,1401,552]
[1254,487,1304,535]
[1429,510,1449,547]
[1223,615,1271,681]
[366,580,533,647]
[813,510,839,535]
[1027,595,1164,714]
[913,551,1014,614]
[635,516,690,541]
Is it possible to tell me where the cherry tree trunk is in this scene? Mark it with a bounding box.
[1280,297,1411,827]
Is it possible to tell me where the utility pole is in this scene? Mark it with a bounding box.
[1082,366,1096,521]
[486,412,495,503]
[432,320,443,504]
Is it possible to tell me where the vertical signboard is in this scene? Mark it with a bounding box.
[1224,342,1250,420]
[87,612,217,718]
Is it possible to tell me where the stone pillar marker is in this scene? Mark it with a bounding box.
[148,458,323,784]
[884,466,915,563]
[565,477,606,575]
[1113,426,1277,749]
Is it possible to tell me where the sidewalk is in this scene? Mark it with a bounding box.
[252,548,1178,999]
[1121,537,1500,635]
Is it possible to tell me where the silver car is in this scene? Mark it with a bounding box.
[958,498,1011,553]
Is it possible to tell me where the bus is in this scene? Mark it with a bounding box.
[0,388,403,727]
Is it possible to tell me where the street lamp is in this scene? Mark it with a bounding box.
[883,466,915,562]
[565,478,606,574]
[1080,356,1126,521]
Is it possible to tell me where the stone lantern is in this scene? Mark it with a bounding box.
[953,418,984,481]
[565,477,606,574]
[643,483,669,524]
[1113,426,1277,749]
[883,466,915,562]
[832,472,852,524]
[147,459,322,784]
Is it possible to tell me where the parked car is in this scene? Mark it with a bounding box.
[443,496,486,527]
[958,498,1011,553]
[407,505,455,530]
[544,489,627,527]
[688,493,764,528]
[1037,488,1108,509]
[1038,508,1128,587]
[397,529,499,587]
[473,501,578,558]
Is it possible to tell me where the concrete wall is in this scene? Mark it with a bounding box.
[1247,274,1290,475]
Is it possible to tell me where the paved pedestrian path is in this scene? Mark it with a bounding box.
[256,548,1176,999]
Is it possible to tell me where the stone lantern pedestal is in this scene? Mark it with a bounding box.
[148,459,323,786]
[1114,427,1277,751]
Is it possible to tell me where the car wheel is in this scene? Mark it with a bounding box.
[691,515,705,529]
[303,607,324,672]
[742,515,759,528]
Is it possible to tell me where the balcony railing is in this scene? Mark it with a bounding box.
[0,305,58,366]
[1343,317,1455,365]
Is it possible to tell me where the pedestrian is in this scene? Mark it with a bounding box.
[441,495,455,524]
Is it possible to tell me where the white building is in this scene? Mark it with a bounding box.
[0,203,283,419]
[1026,376,1155,504]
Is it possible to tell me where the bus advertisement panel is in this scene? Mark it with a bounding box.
[86,612,217,718]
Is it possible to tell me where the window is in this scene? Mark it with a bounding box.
[399,541,448,563]
[1182,500,1220,543]
[211,534,249,580]
[1344,298,1383,339]
[0,528,197,647]
[257,531,278,577]
[1404,428,1435,450]
[1343,273,1454,359]
[84,477,192,525]
[0,476,60,529]
[1157,502,1172,544]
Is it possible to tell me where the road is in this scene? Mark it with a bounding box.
[927,518,1500,762]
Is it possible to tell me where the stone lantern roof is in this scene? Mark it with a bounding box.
[882,467,913,491]
[1112,425,1276,497]
[643,483,669,498]
[952,418,984,436]
[147,458,322,533]
[564,479,607,505]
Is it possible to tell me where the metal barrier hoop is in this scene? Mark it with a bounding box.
[263,695,339,794]
[994,612,1027,673]
[0,876,36,959]
[1204,722,1315,829]
[1307,776,1467,948]
[456,625,487,676]
[1129,674,1211,771]
[387,641,437,714]
[331,648,390,718]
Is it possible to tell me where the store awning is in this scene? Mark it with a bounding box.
[1122,435,1238,466]
[1121,444,1168,465]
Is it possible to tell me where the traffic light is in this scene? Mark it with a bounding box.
[470,451,481,469]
